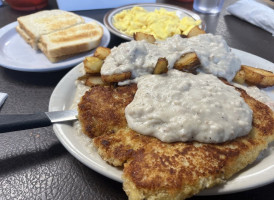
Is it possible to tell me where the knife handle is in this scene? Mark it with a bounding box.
[0,113,52,133]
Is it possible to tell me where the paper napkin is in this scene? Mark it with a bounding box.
[227,0,274,36]
[0,93,8,108]
[57,0,156,11]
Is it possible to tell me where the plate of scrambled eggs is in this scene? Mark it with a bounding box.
[103,3,205,40]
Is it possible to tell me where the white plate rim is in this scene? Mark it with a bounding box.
[49,48,274,195]
[103,3,206,40]
[0,16,111,72]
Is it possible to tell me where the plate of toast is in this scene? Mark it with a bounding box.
[0,10,111,72]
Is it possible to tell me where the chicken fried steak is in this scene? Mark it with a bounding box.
[78,84,274,200]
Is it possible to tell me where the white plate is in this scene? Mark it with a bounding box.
[49,48,274,195]
[103,3,206,40]
[0,16,110,72]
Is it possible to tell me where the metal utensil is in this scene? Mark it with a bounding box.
[0,110,77,133]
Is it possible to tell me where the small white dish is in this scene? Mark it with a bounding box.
[103,3,206,40]
[0,16,110,72]
[49,48,274,195]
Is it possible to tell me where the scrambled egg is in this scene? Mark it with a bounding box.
[113,6,202,40]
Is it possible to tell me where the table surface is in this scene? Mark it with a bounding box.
[0,0,274,199]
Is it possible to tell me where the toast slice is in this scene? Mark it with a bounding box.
[16,26,36,49]
[17,10,84,50]
[38,22,103,62]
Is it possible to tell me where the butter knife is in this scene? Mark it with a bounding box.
[0,110,77,133]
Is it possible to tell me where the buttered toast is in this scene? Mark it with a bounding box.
[38,22,103,62]
[17,10,84,50]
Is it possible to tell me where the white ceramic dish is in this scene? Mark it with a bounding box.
[49,48,274,195]
[0,16,110,72]
[103,3,206,40]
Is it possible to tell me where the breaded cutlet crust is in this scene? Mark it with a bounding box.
[78,84,274,200]
[78,84,137,138]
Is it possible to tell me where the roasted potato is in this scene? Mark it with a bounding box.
[153,58,168,74]
[241,65,274,87]
[180,34,188,38]
[85,75,107,87]
[233,69,245,84]
[187,26,206,38]
[94,46,111,60]
[78,74,108,87]
[84,56,104,74]
[101,72,132,83]
[77,74,90,81]
[174,52,201,73]
[133,32,156,44]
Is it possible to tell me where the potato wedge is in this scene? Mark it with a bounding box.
[133,32,156,43]
[174,52,201,73]
[84,56,104,74]
[77,74,90,81]
[153,58,168,74]
[85,75,107,87]
[94,46,111,60]
[187,26,206,38]
[233,69,245,84]
[241,65,274,87]
[101,72,132,83]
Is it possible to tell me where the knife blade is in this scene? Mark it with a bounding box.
[0,110,77,133]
